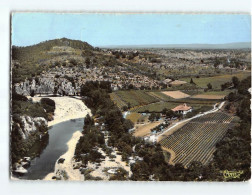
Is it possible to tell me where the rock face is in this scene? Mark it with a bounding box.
[16,115,48,140]
[14,78,77,96]
[11,115,49,175]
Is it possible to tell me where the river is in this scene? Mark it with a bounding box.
[19,118,84,180]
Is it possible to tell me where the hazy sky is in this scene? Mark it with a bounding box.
[12,13,251,47]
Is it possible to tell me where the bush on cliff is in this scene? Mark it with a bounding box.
[41,98,56,114]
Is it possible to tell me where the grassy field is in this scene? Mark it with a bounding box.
[131,102,180,112]
[181,71,251,89]
[170,98,219,105]
[134,121,161,137]
[199,90,233,96]
[190,94,226,100]
[147,91,174,101]
[126,112,142,124]
[113,90,159,108]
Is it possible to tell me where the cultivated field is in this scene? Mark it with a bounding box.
[159,112,234,167]
[147,91,174,101]
[162,90,190,99]
[112,90,159,108]
[111,90,221,113]
[190,94,226,100]
[181,71,251,89]
[131,100,214,113]
[200,90,232,96]
[110,93,127,109]
[131,102,181,112]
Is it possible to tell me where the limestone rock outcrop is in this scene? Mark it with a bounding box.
[14,77,77,96]
[15,115,48,140]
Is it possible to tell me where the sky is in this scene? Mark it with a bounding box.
[12,13,251,47]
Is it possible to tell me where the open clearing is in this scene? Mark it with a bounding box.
[126,112,142,124]
[191,94,226,100]
[134,121,161,137]
[170,80,187,85]
[162,90,190,99]
[181,71,251,89]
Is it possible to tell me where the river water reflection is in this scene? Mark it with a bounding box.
[19,118,84,180]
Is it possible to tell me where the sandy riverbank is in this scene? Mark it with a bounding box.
[44,131,84,181]
[31,96,92,127]
[30,96,91,180]
[31,96,131,181]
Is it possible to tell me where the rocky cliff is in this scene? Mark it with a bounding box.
[11,115,49,172]
[15,115,48,139]
[14,77,77,96]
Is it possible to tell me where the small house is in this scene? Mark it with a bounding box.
[172,103,192,115]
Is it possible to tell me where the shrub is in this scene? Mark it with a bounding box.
[69,58,77,65]
[41,98,56,114]
[12,92,28,101]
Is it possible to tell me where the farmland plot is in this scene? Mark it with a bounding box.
[148,91,174,101]
[159,112,234,167]
[110,93,127,109]
[113,90,159,108]
[190,94,226,100]
[131,101,212,113]
[131,102,181,112]
[181,72,251,89]
[162,90,190,99]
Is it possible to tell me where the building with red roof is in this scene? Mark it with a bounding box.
[172,103,192,115]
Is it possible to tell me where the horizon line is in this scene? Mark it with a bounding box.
[12,38,251,48]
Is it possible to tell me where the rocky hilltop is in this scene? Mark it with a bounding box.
[12,38,163,96]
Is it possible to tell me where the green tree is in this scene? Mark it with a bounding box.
[232,76,240,88]
[190,78,195,84]
[148,113,156,122]
[207,83,212,90]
